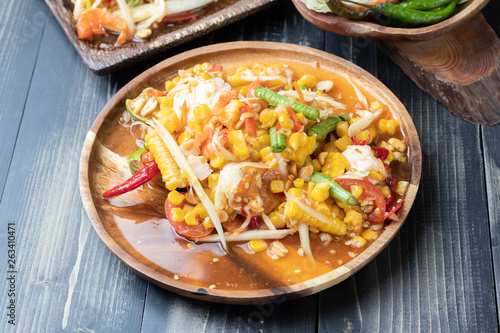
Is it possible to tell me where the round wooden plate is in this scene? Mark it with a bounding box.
[79,41,422,304]
[292,0,490,41]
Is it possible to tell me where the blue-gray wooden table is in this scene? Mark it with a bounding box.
[1,0,499,332]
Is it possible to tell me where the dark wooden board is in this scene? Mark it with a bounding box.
[1,0,500,331]
[0,0,48,200]
[0,9,148,332]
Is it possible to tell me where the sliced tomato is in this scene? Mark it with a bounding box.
[164,199,214,238]
[335,178,386,224]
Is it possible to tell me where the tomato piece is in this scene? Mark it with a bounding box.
[335,178,386,224]
[164,199,214,238]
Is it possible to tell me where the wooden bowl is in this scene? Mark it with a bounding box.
[79,41,422,304]
[292,0,490,41]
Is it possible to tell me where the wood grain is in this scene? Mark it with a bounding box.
[1,0,500,331]
[0,0,48,200]
[378,14,500,125]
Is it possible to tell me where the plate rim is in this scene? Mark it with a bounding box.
[79,41,422,304]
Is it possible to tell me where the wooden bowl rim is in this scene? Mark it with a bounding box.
[79,41,422,304]
[292,0,490,41]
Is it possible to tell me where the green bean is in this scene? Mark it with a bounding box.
[255,86,319,121]
[270,126,286,153]
[311,171,357,206]
[307,115,348,140]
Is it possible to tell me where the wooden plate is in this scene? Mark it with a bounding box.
[79,41,422,304]
[292,0,490,41]
[45,0,274,74]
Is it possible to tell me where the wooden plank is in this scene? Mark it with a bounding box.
[483,124,500,323]
[0,0,47,199]
[318,41,497,331]
[0,12,148,332]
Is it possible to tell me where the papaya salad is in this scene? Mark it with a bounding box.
[102,62,410,262]
[72,0,215,46]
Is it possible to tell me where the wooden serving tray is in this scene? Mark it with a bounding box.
[293,0,500,125]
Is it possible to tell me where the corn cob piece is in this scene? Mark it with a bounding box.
[145,129,189,190]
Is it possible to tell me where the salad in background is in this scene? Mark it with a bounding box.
[72,0,215,46]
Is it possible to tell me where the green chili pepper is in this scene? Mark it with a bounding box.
[399,0,452,10]
[270,126,286,153]
[311,171,357,206]
[344,0,457,26]
[325,0,373,20]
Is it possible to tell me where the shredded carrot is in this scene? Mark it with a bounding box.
[293,82,306,104]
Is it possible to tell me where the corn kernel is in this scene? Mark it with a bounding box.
[289,132,301,150]
[203,217,214,229]
[210,156,227,169]
[351,236,368,248]
[270,180,284,193]
[386,151,394,163]
[201,62,210,70]
[278,113,294,130]
[379,141,394,151]
[177,132,191,144]
[173,76,181,83]
[249,239,268,252]
[165,81,176,92]
[335,121,349,137]
[171,208,185,222]
[362,229,378,240]
[168,190,185,206]
[297,74,317,89]
[350,185,363,199]
[310,182,330,202]
[371,101,383,110]
[370,171,383,182]
[386,119,399,135]
[296,112,305,122]
[194,203,208,219]
[208,173,219,190]
[185,211,199,226]
[193,104,211,121]
[396,181,409,194]
[378,119,388,133]
[334,135,353,152]
[311,159,321,172]
[293,177,305,188]
[289,187,301,197]
[380,186,391,199]
[180,169,188,178]
[234,141,250,159]
[344,210,363,227]
[269,211,286,228]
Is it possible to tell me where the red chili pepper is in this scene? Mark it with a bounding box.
[249,216,260,230]
[275,122,282,131]
[384,198,404,221]
[286,106,302,132]
[351,134,371,145]
[102,161,160,198]
[371,146,389,161]
[147,88,166,98]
